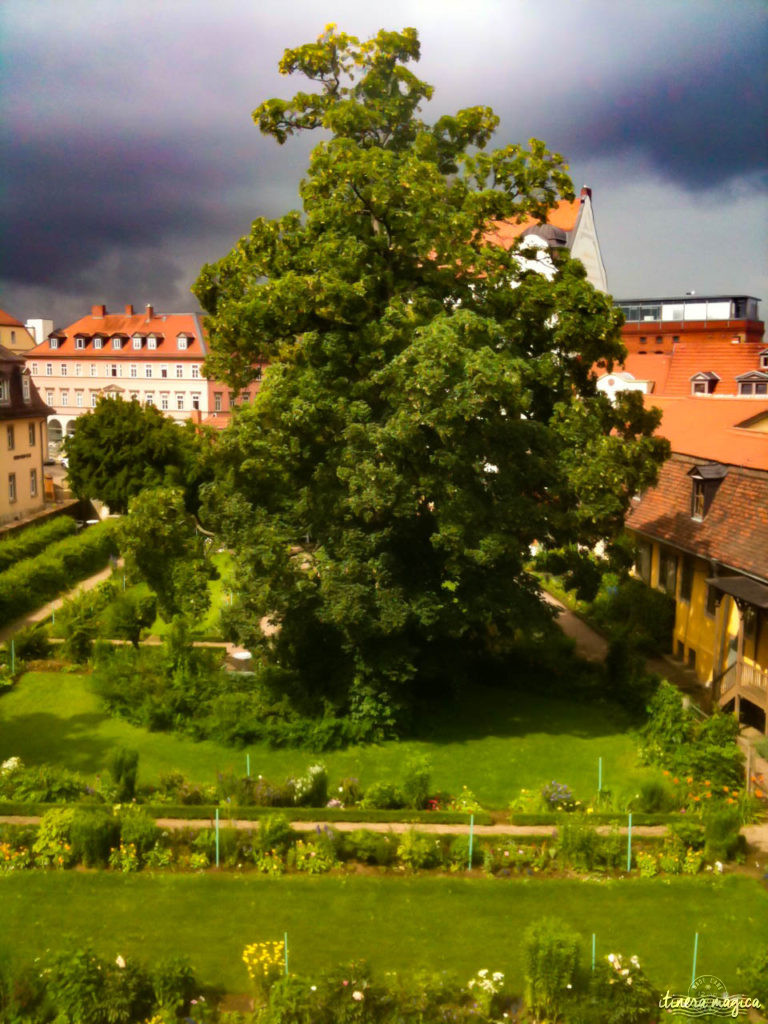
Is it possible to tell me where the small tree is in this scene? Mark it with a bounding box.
[104,591,157,648]
[110,747,139,802]
[523,917,581,1021]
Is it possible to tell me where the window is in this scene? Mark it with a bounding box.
[191,365,200,379]
[145,393,154,406]
[130,391,139,401]
[91,393,98,408]
[8,473,16,503]
[214,392,222,412]
[638,336,647,345]
[738,379,768,396]
[144,364,152,378]
[176,394,184,410]
[61,389,69,406]
[75,363,82,376]
[680,556,694,602]
[22,376,30,401]
[692,480,705,519]
[10,330,15,345]
[192,393,200,410]
[0,379,8,403]
[6,426,14,451]
[75,391,83,408]
[177,336,188,350]
[761,352,768,370]
[50,338,58,350]
[690,372,718,395]
[254,366,262,381]
[705,584,718,617]
[46,363,53,376]
[659,550,677,595]
[132,336,142,350]
[160,365,168,379]
[30,469,37,498]
[160,393,169,410]
[60,363,68,376]
[31,362,39,375]
[93,337,103,350]
[89,364,97,377]
[147,337,157,350]
[175,364,183,378]
[130,364,137,378]
[229,391,236,406]
[28,423,35,446]
[46,389,54,405]
[109,364,118,378]
[75,337,86,350]
[113,337,122,350]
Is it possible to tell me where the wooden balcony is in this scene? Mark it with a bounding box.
[718,660,768,716]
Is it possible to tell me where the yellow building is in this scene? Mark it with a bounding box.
[626,397,768,733]
[0,308,37,352]
[0,345,53,526]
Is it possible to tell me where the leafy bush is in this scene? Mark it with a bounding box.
[8,623,52,661]
[110,748,139,802]
[703,807,745,863]
[255,814,297,855]
[557,818,600,870]
[0,515,77,574]
[359,781,404,810]
[591,577,675,655]
[340,830,398,866]
[587,952,659,1023]
[396,830,442,870]
[118,807,159,858]
[292,763,328,807]
[401,756,431,810]
[630,775,677,814]
[542,780,577,812]
[737,946,768,1007]
[523,917,581,1022]
[668,819,705,850]
[0,763,89,803]
[70,808,120,867]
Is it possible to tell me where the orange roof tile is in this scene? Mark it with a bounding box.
[645,396,768,471]
[30,308,207,360]
[0,307,24,327]
[484,198,581,250]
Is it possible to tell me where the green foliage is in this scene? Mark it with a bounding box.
[401,756,431,810]
[255,813,298,855]
[118,807,159,858]
[69,808,120,867]
[110,747,139,802]
[591,577,675,655]
[630,775,677,814]
[0,521,117,626]
[0,763,88,802]
[0,514,77,574]
[703,806,745,863]
[8,623,52,661]
[119,487,213,620]
[396,829,442,870]
[196,24,668,721]
[737,946,768,1007]
[103,590,157,647]
[340,829,399,866]
[65,396,208,515]
[642,682,695,759]
[523,916,581,1022]
[587,953,659,1024]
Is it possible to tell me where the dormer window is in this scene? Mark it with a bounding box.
[112,337,123,350]
[50,338,58,350]
[76,336,87,350]
[689,463,727,521]
[0,378,8,403]
[760,350,768,370]
[93,337,103,350]
[177,335,189,350]
[737,371,768,396]
[147,336,157,350]
[690,371,719,396]
[132,335,143,350]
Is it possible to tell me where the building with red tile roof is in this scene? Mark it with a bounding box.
[0,307,37,352]
[625,396,768,732]
[27,304,263,451]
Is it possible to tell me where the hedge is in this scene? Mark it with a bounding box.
[0,520,118,625]
[508,811,687,826]
[0,515,77,574]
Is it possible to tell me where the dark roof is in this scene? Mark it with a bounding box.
[688,463,728,481]
[626,455,768,583]
[706,576,768,610]
[0,345,54,421]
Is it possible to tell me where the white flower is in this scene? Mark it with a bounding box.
[479,968,488,977]
[493,971,504,982]
[607,953,616,963]
[630,956,640,968]
[352,990,364,1001]
[715,861,724,873]
[115,955,126,969]
[310,985,317,991]
[566,983,572,989]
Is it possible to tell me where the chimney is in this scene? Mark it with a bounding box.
[91,304,106,317]
[145,304,154,320]
[125,304,134,316]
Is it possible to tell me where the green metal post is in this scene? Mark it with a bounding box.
[598,757,602,796]
[284,932,289,975]
[691,933,699,986]
[10,639,15,674]
[215,807,220,867]
[626,813,632,872]
[246,753,251,777]
[468,814,474,870]
[592,933,596,972]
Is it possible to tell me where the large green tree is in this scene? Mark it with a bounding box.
[66,397,210,515]
[194,26,668,717]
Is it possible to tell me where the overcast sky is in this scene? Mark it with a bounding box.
[2,0,766,329]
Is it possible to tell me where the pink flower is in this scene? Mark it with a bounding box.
[342,979,349,986]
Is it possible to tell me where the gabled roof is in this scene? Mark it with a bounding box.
[626,454,768,583]
[0,344,54,421]
[0,308,24,327]
[621,339,765,396]
[643,396,768,471]
[30,307,207,360]
[485,197,582,250]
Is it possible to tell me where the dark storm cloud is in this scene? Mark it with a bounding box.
[1,0,765,324]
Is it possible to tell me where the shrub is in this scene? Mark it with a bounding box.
[591,577,675,655]
[110,748,139,802]
[151,955,197,1013]
[669,820,705,850]
[523,917,581,1023]
[703,807,745,863]
[447,834,482,870]
[557,818,600,871]
[255,814,297,855]
[642,682,695,760]
[631,775,677,814]
[396,829,442,870]
[589,952,659,1023]
[32,807,75,867]
[0,515,77,574]
[401,756,431,810]
[118,807,159,858]
[340,829,398,867]
[737,946,768,1007]
[293,763,328,807]
[70,808,120,867]
[542,780,577,812]
[9,623,52,661]
[0,762,89,803]
[360,781,404,810]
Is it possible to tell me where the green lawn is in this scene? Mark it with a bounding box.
[0,873,763,996]
[4,670,650,807]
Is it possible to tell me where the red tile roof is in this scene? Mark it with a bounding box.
[626,454,768,582]
[30,307,207,360]
[624,340,765,397]
[0,308,24,327]
[645,396,768,471]
[484,198,582,249]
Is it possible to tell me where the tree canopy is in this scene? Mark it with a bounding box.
[194,26,668,722]
[65,397,210,515]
